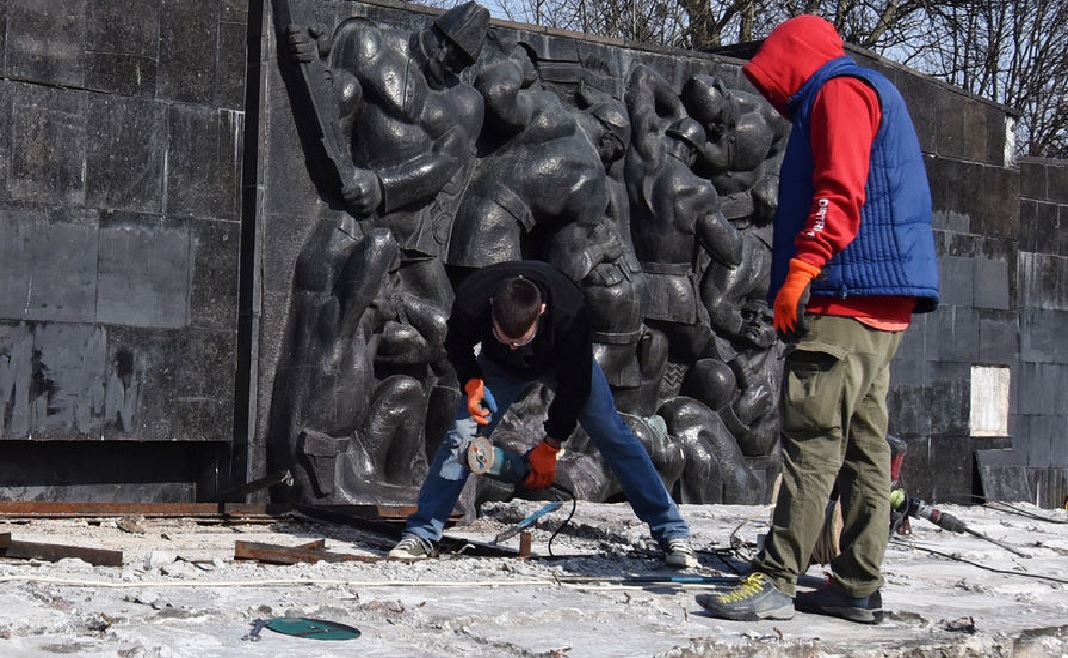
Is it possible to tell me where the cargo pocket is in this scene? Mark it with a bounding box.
[781,340,848,435]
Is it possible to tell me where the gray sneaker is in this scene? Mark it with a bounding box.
[388,535,433,560]
[696,572,795,621]
[664,538,698,568]
[795,581,881,624]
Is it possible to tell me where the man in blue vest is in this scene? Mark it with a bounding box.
[698,14,939,623]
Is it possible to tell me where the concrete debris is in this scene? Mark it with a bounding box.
[0,501,1063,657]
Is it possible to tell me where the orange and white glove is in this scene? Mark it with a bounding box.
[464,378,497,426]
[773,258,821,339]
[523,438,561,489]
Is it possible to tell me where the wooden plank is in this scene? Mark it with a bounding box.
[0,501,293,520]
[234,540,383,565]
[0,536,123,567]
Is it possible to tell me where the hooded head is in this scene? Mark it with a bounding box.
[742,15,845,118]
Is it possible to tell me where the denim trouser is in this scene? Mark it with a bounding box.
[403,356,691,545]
[754,314,903,597]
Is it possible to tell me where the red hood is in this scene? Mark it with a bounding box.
[742,15,845,117]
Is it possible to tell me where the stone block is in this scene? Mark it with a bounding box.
[0,208,99,323]
[974,258,1010,309]
[1019,160,1047,201]
[1018,252,1068,311]
[978,310,1017,363]
[9,84,87,205]
[86,95,167,214]
[984,104,1007,166]
[96,217,192,329]
[938,255,975,307]
[1022,415,1062,467]
[165,105,242,220]
[932,209,970,233]
[188,218,240,331]
[936,304,980,363]
[928,362,970,436]
[975,165,1019,238]
[175,329,237,441]
[1015,362,1068,416]
[158,0,218,104]
[946,233,978,258]
[894,69,937,152]
[103,326,181,439]
[6,0,85,88]
[887,382,932,436]
[216,18,247,110]
[1048,163,1068,204]
[1018,308,1065,364]
[935,88,966,159]
[1017,200,1040,253]
[961,98,989,164]
[894,316,928,361]
[85,0,160,97]
[0,81,11,196]
[927,435,978,503]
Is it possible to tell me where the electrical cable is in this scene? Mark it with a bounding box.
[889,536,1068,586]
[545,483,576,558]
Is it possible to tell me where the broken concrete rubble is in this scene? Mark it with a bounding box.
[0,501,1064,657]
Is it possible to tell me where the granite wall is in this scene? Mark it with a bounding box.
[0,0,248,500]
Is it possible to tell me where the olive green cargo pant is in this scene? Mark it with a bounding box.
[754,314,903,598]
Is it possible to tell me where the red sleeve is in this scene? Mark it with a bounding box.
[793,76,882,270]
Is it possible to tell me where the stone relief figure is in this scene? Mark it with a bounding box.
[270,2,490,502]
[270,1,789,506]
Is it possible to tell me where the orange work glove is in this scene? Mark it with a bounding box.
[523,438,561,489]
[464,378,497,426]
[773,258,821,339]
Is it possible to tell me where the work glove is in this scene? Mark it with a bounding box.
[464,378,497,426]
[773,258,821,340]
[523,438,561,490]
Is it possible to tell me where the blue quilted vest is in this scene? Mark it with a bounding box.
[768,56,939,313]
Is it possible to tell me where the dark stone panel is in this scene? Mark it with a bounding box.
[974,165,1019,239]
[86,95,166,214]
[1015,362,1068,417]
[96,222,192,329]
[175,329,237,441]
[1059,205,1068,257]
[932,209,970,233]
[216,18,248,111]
[0,322,107,439]
[973,258,1010,310]
[893,315,927,362]
[189,218,240,330]
[983,103,1006,166]
[961,98,989,164]
[6,0,86,88]
[260,210,312,294]
[887,382,932,436]
[1022,415,1060,467]
[1019,160,1047,201]
[893,69,937,152]
[946,232,977,257]
[1018,200,1040,253]
[9,84,88,206]
[0,207,99,323]
[0,2,7,77]
[978,310,1017,364]
[101,326,180,439]
[934,304,980,363]
[0,81,10,197]
[158,0,218,104]
[938,255,975,307]
[166,105,242,220]
[1018,252,1068,311]
[935,88,966,159]
[1048,164,1068,204]
[85,0,160,97]
[928,362,970,436]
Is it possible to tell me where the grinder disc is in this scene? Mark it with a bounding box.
[467,436,497,475]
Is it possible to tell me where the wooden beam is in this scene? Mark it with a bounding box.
[234,540,383,565]
[0,533,123,567]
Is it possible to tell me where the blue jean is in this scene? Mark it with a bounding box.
[403,356,691,544]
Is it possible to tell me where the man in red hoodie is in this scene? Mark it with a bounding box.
[697,15,939,623]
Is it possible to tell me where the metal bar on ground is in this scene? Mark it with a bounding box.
[0,532,123,567]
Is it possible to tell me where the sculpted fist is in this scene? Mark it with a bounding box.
[342,169,383,216]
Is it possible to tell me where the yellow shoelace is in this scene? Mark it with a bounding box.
[717,573,769,603]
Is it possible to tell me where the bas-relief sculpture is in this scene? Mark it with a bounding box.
[268,0,789,508]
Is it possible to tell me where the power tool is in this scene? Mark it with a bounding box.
[467,436,530,485]
[889,490,968,533]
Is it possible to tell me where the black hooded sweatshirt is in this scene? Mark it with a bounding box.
[444,261,592,442]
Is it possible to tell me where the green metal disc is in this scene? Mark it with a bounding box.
[265,617,361,640]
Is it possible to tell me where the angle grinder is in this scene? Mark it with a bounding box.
[467,436,530,485]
